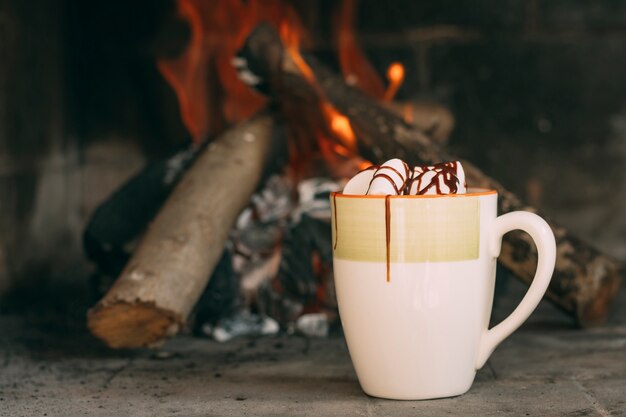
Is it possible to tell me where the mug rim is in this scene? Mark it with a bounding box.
[332,188,497,199]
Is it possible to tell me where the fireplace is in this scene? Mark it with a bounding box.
[2,1,626,414]
[1,0,625,334]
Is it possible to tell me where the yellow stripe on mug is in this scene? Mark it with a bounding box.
[332,194,480,263]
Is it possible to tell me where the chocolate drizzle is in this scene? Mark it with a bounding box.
[365,161,463,196]
[335,160,465,283]
[385,195,391,282]
[333,191,392,282]
[409,161,461,195]
[365,161,411,195]
[332,193,338,250]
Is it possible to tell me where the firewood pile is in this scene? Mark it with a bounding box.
[84,21,622,349]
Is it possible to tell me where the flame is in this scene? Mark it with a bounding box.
[321,103,356,155]
[384,62,405,102]
[156,0,210,142]
[335,0,385,99]
[159,0,373,177]
[157,0,307,143]
[280,21,316,84]
[279,26,362,172]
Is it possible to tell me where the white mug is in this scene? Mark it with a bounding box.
[331,189,556,400]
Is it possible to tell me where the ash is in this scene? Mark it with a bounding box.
[196,174,342,342]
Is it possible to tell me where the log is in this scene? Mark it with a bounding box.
[87,113,275,348]
[238,24,623,327]
[387,100,455,146]
[84,145,199,279]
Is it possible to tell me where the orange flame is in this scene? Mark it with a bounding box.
[157,0,308,143]
[323,103,370,173]
[279,25,361,170]
[159,0,372,177]
[383,62,405,102]
[280,21,316,84]
[335,0,385,99]
[156,0,211,142]
[321,103,356,155]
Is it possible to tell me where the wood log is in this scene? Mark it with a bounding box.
[238,24,623,327]
[387,100,455,146]
[87,113,275,348]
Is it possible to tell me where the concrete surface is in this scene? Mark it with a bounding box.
[1,279,625,416]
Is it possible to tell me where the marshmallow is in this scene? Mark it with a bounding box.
[408,168,438,195]
[343,166,376,195]
[343,159,467,196]
[454,162,467,193]
[409,161,466,195]
[366,158,411,195]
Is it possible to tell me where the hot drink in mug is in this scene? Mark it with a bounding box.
[331,160,556,400]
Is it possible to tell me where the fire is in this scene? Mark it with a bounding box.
[276,17,361,171]
[335,0,385,99]
[156,0,211,142]
[280,21,315,84]
[158,0,381,175]
[322,103,356,154]
[384,62,405,102]
[316,104,370,175]
[157,0,307,143]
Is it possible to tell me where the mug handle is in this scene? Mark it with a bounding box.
[475,211,556,369]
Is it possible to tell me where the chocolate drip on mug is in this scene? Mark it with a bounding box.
[333,192,392,283]
[385,195,391,283]
[333,194,338,250]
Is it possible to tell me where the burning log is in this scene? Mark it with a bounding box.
[88,113,275,348]
[238,24,623,326]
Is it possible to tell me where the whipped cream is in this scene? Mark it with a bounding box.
[343,159,467,196]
